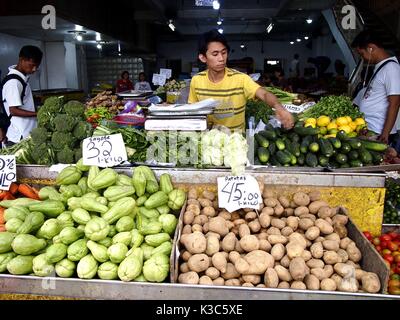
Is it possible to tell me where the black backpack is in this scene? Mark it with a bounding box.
[0,74,27,131]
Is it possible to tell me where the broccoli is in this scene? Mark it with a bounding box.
[51,132,75,151]
[56,146,75,164]
[37,96,64,131]
[63,100,85,118]
[42,96,64,113]
[74,147,82,163]
[73,121,93,140]
[53,114,78,133]
[30,127,50,145]
[30,143,54,165]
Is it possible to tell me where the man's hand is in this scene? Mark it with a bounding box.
[378,132,389,144]
[275,107,295,129]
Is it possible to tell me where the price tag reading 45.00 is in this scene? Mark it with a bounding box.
[0,155,17,191]
[217,175,262,213]
[82,134,127,168]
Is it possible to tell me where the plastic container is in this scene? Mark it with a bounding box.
[166,91,180,104]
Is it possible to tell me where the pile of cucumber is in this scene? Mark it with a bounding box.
[254,123,387,168]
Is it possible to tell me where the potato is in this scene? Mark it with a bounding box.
[234,257,250,274]
[217,211,231,221]
[193,215,208,226]
[278,196,290,208]
[242,282,254,287]
[305,226,320,241]
[274,205,284,217]
[231,212,241,221]
[244,250,275,275]
[307,259,325,269]
[208,216,229,236]
[231,226,239,237]
[183,211,195,225]
[202,190,215,201]
[324,217,333,225]
[258,213,271,229]
[267,235,287,245]
[355,269,365,281]
[331,274,342,287]
[286,216,299,230]
[262,189,276,199]
[320,278,337,291]
[315,219,334,235]
[288,233,307,248]
[314,236,325,243]
[181,232,207,254]
[178,271,200,284]
[213,277,225,286]
[340,237,353,250]
[259,239,272,252]
[235,239,244,254]
[225,279,241,286]
[289,257,308,281]
[291,281,307,290]
[187,199,200,208]
[186,204,201,215]
[261,207,275,216]
[324,265,334,278]
[286,242,304,259]
[248,220,261,233]
[242,274,261,285]
[257,284,267,288]
[264,268,279,288]
[220,262,241,280]
[310,242,324,259]
[332,214,348,226]
[284,208,295,217]
[192,224,203,233]
[188,187,198,200]
[333,223,347,239]
[203,206,217,218]
[325,233,340,242]
[221,232,237,252]
[311,268,326,281]
[180,262,190,273]
[333,263,353,277]
[198,275,213,285]
[337,249,349,263]
[322,240,340,251]
[233,219,246,226]
[188,254,210,273]
[198,198,213,208]
[257,232,268,241]
[299,218,314,231]
[270,218,285,230]
[206,235,220,256]
[289,201,298,209]
[212,252,228,273]
[301,250,312,262]
[226,221,235,230]
[264,198,279,208]
[270,243,285,261]
[305,274,320,290]
[240,235,260,252]
[205,267,220,280]
[308,201,329,214]
[346,260,359,269]
[308,190,321,201]
[181,251,192,262]
[213,200,219,210]
[323,251,341,265]
[299,213,317,222]
[278,281,290,289]
[280,255,290,268]
[245,211,257,221]
[318,206,332,219]
[267,227,281,236]
[293,192,311,206]
[205,231,221,239]
[274,265,292,282]
[281,226,294,237]
[228,251,241,264]
[346,243,362,263]
[182,225,192,235]
[294,206,309,217]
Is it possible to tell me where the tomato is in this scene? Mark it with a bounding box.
[387,241,399,252]
[387,232,399,240]
[381,241,389,249]
[380,234,392,242]
[390,274,400,280]
[382,249,392,256]
[389,279,400,287]
[384,254,394,264]
[363,231,373,240]
[375,245,382,252]
[393,251,400,257]
[388,286,400,295]
[372,238,380,246]
[395,255,400,263]
[384,260,391,269]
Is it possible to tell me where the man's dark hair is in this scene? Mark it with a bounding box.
[351,30,385,49]
[139,72,145,77]
[198,29,230,55]
[121,70,129,78]
[19,45,43,64]
[294,54,299,59]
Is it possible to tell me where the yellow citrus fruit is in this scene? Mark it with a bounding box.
[305,118,317,125]
[349,122,357,132]
[305,122,316,128]
[345,116,353,123]
[317,115,330,127]
[327,122,338,130]
[354,118,366,126]
[338,125,352,134]
[336,117,349,126]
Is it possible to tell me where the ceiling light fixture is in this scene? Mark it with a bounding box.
[240,43,245,49]
[266,22,274,34]
[213,0,220,10]
[168,20,175,31]
[306,18,313,24]
[304,36,309,40]
[75,25,83,31]
[296,38,301,42]
[218,27,223,34]
[290,41,294,45]
[76,34,83,41]
[96,32,101,41]
[96,43,102,50]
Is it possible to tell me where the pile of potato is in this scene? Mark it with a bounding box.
[177,184,381,293]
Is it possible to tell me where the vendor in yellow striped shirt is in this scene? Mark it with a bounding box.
[189,29,294,131]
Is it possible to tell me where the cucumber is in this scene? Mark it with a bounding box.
[257,147,270,164]
[288,141,301,157]
[318,155,329,167]
[309,142,320,153]
[348,150,359,160]
[360,139,388,152]
[337,130,350,141]
[350,159,363,167]
[276,150,291,165]
[269,155,280,166]
[293,126,320,136]
[268,142,277,155]
[259,129,277,141]
[370,151,384,165]
[335,153,348,165]
[275,139,286,151]
[348,138,362,150]
[340,163,350,168]
[288,132,300,143]
[255,134,269,148]
[305,153,318,167]
[297,154,305,166]
[300,136,313,154]
[359,149,373,164]
[329,137,342,149]
[319,138,334,157]
[340,142,351,154]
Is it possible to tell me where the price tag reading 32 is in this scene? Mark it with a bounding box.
[217,175,262,213]
[82,134,127,168]
[0,155,17,191]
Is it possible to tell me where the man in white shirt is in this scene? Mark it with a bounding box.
[1,45,42,145]
[289,54,300,78]
[351,30,400,144]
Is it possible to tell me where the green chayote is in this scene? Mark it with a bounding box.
[33,253,55,277]
[107,243,128,264]
[98,261,119,280]
[55,258,76,278]
[142,253,169,282]
[45,243,68,264]
[87,240,109,263]
[67,239,88,261]
[77,254,98,279]
[7,255,34,275]
[84,217,110,241]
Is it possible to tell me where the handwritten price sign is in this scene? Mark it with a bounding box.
[82,134,127,168]
[217,175,262,213]
[0,155,17,190]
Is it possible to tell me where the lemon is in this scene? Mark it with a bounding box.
[345,116,353,123]
[349,122,357,132]
[327,122,338,130]
[317,115,330,127]
[338,125,352,134]
[319,127,328,135]
[354,118,366,126]
[331,119,337,125]
[305,118,317,125]
[305,122,316,128]
[336,117,349,126]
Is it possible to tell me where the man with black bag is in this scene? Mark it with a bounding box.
[0,45,42,147]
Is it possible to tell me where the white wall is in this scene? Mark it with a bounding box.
[0,32,46,90]
[64,42,78,89]
[44,42,67,89]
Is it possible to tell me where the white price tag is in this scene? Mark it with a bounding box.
[82,134,127,168]
[0,155,16,191]
[217,175,262,213]
[160,68,172,79]
[152,73,160,85]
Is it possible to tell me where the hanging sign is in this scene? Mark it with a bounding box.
[0,155,16,191]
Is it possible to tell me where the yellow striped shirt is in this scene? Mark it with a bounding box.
[188,68,260,130]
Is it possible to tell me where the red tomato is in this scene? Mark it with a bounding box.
[372,238,381,246]
[387,232,399,240]
[389,279,400,288]
[388,241,399,252]
[363,231,373,240]
[384,254,394,264]
[375,245,382,252]
[380,234,392,242]
[382,249,392,255]
[381,241,389,249]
